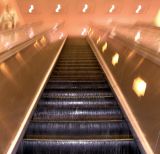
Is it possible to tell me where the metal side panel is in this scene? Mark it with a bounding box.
[87,35,157,154]
[0,35,67,154]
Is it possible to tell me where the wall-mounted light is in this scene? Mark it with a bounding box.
[133,77,147,97]
[82,4,89,13]
[112,53,119,66]
[59,32,64,39]
[109,4,115,13]
[97,37,101,44]
[55,4,61,13]
[28,4,34,14]
[81,28,87,36]
[154,9,160,27]
[136,5,142,14]
[102,42,108,53]
[135,31,141,43]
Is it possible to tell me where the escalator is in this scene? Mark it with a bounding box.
[16,38,141,154]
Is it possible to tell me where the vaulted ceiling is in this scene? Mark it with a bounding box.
[1,0,160,34]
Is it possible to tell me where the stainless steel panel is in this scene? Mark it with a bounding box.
[0,34,66,154]
[87,30,160,154]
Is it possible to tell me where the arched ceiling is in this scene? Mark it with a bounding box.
[1,0,160,34]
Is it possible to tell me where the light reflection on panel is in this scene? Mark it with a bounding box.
[102,42,107,53]
[112,53,119,66]
[97,37,101,44]
[132,77,147,97]
[0,63,16,84]
[40,36,47,47]
[154,9,160,27]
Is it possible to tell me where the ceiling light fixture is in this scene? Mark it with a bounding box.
[55,4,61,13]
[59,32,64,39]
[81,28,87,36]
[135,31,141,43]
[28,4,34,13]
[136,5,142,14]
[82,4,89,13]
[109,4,115,13]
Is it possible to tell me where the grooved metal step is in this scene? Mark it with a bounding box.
[16,37,141,154]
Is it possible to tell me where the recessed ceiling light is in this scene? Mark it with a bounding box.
[136,5,142,14]
[135,31,141,43]
[81,28,87,36]
[109,4,115,13]
[55,4,61,13]
[82,4,89,13]
[59,32,64,39]
[28,4,34,13]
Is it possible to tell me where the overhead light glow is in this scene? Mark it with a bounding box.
[82,4,89,13]
[112,53,119,66]
[133,77,147,97]
[109,4,115,13]
[136,5,142,14]
[97,37,101,44]
[81,28,87,36]
[102,42,108,53]
[55,4,61,13]
[28,4,34,13]
[135,31,141,42]
[154,9,160,27]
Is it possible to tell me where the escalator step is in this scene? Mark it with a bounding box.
[17,139,140,154]
[42,89,113,98]
[26,120,131,137]
[38,97,117,108]
[45,82,109,90]
[33,108,123,121]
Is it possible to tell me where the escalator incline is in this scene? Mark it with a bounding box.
[17,38,141,154]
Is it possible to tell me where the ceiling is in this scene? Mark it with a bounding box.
[1,0,160,34]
